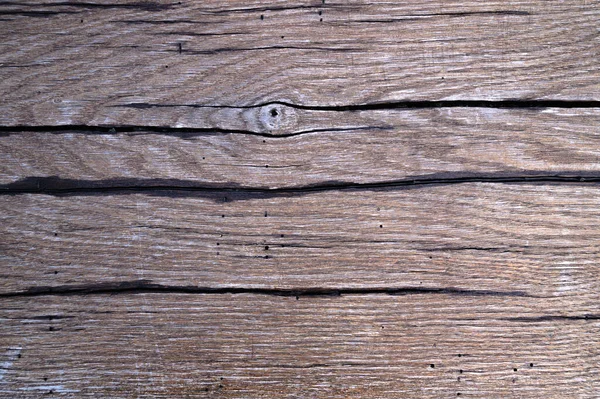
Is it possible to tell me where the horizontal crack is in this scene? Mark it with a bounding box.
[0,125,278,138]
[115,99,600,111]
[1,173,599,197]
[0,124,390,138]
[1,99,597,136]
[504,314,600,322]
[0,280,531,298]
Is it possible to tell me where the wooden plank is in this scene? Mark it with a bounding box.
[1,0,599,126]
[2,1,599,396]
[2,108,600,188]
[0,293,598,398]
[1,183,599,307]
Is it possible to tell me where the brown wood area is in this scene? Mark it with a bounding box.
[1,1,599,397]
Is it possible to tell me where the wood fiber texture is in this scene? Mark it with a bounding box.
[1,0,599,397]
[1,0,600,125]
[1,108,600,188]
[1,184,600,304]
[1,294,599,398]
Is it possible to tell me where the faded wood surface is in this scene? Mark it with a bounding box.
[1,0,600,126]
[1,108,600,188]
[1,293,599,398]
[2,0,600,397]
[1,184,600,307]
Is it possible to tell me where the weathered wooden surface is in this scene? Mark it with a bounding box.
[2,108,600,188]
[1,184,600,306]
[1,0,600,126]
[1,293,599,398]
[2,0,600,397]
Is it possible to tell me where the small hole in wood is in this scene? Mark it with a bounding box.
[320,18,323,22]
[513,368,518,372]
[48,327,54,331]
[221,214,225,218]
[265,245,269,250]
[54,271,58,275]
[379,225,383,228]
[530,363,534,367]
[264,211,268,217]
[430,364,435,368]
[318,10,322,15]
[270,108,278,117]
[459,369,463,374]
[260,14,264,20]
[43,377,48,381]
[17,354,21,358]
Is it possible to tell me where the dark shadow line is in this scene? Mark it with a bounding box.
[0,125,389,138]
[0,1,174,11]
[113,99,600,111]
[503,314,600,322]
[0,280,531,298]
[1,174,599,198]
[179,45,362,54]
[0,10,81,17]
[0,125,279,138]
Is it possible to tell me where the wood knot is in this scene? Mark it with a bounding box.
[259,104,297,135]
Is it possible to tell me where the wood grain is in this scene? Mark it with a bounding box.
[1,293,598,398]
[2,108,600,188]
[2,184,600,310]
[1,0,599,126]
[2,0,599,396]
